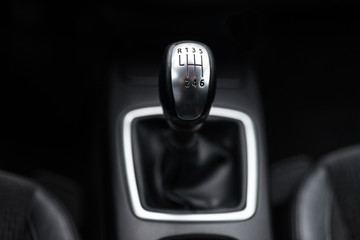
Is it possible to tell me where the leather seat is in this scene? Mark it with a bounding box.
[292,144,360,240]
[0,170,79,240]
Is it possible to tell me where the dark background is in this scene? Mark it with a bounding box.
[4,1,360,239]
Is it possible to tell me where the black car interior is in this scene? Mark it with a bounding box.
[4,1,360,240]
[0,170,79,240]
[293,144,360,240]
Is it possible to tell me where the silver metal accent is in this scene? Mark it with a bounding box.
[170,43,211,120]
[122,106,258,222]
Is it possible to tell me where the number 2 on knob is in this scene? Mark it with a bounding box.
[185,79,191,88]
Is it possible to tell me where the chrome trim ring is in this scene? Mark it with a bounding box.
[121,106,258,222]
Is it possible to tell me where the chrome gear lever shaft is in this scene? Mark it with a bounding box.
[159,41,216,132]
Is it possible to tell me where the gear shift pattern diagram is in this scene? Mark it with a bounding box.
[171,43,210,121]
[159,41,216,132]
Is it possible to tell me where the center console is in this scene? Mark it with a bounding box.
[107,40,272,240]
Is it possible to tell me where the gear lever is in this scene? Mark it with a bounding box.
[159,41,216,132]
[154,41,239,210]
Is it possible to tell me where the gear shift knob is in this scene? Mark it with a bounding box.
[159,41,216,132]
